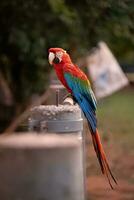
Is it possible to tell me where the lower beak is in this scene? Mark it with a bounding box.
[48,52,55,65]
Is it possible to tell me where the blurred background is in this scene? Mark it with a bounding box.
[0,0,134,199]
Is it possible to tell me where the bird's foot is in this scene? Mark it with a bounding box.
[63,93,76,105]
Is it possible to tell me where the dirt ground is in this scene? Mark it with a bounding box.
[86,140,134,200]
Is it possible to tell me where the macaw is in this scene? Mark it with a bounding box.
[48,47,117,188]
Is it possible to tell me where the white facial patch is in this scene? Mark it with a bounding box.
[48,52,55,65]
[56,51,63,62]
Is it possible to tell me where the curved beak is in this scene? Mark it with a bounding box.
[48,52,55,65]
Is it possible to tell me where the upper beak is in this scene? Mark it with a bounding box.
[48,52,55,65]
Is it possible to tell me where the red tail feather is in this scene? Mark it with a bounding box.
[91,129,117,189]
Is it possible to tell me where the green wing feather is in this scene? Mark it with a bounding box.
[64,72,97,112]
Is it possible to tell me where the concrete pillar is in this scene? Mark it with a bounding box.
[28,104,85,200]
[0,134,84,200]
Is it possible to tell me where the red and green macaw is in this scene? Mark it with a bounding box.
[48,47,117,188]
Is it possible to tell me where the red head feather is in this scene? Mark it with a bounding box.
[48,47,72,92]
[49,47,72,65]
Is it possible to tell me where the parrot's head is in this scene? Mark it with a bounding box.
[48,47,71,66]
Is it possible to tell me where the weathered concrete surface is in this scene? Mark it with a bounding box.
[29,105,83,133]
[0,134,85,200]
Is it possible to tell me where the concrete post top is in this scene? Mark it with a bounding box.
[0,133,81,149]
[30,105,81,121]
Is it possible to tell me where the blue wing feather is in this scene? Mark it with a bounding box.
[64,72,97,133]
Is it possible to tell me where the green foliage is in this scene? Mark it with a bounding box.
[0,0,133,117]
[66,0,134,61]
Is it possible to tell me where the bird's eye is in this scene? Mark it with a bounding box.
[53,56,60,64]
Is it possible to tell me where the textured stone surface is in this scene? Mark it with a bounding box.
[0,133,85,200]
[29,105,83,133]
[30,105,81,121]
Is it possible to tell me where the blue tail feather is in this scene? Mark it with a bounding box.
[78,97,97,133]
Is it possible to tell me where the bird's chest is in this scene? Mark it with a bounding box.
[54,66,72,93]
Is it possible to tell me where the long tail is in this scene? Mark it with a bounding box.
[91,129,117,189]
[78,96,117,188]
